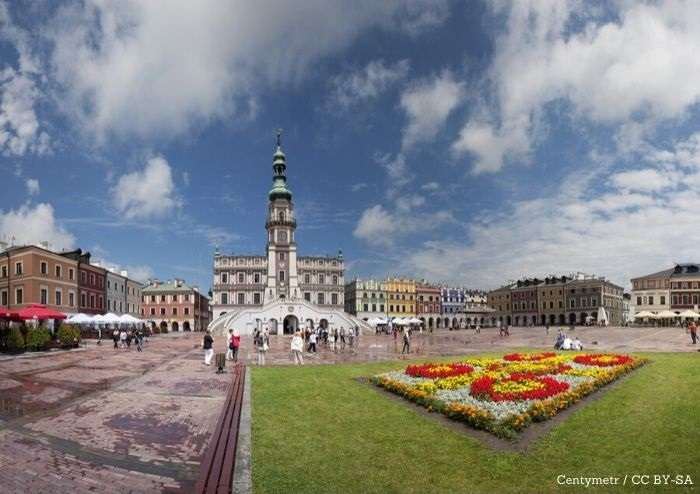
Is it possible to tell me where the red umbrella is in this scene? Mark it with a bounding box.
[15,304,67,321]
[0,308,20,320]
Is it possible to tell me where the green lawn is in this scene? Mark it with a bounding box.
[251,352,700,493]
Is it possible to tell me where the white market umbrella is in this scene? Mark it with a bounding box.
[678,309,700,319]
[597,307,608,324]
[392,317,407,325]
[634,311,654,319]
[119,314,142,324]
[92,314,108,324]
[103,313,123,325]
[67,313,92,324]
[657,310,678,319]
[408,317,422,324]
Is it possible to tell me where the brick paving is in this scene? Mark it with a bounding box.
[0,333,231,493]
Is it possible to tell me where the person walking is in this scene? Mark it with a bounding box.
[126,330,133,349]
[339,327,346,350]
[119,329,127,349]
[308,330,317,353]
[401,326,411,354]
[202,330,214,365]
[112,328,119,349]
[689,321,698,345]
[328,329,336,353]
[256,329,269,366]
[291,331,304,365]
[231,330,241,362]
[136,327,144,352]
[226,329,235,360]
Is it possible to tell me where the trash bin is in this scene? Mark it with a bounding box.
[215,353,226,374]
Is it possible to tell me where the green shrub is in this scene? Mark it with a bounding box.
[57,324,81,347]
[26,326,51,351]
[6,327,25,352]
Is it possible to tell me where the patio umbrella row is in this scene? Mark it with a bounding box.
[66,312,144,326]
[367,317,422,326]
[0,304,67,321]
[634,309,700,319]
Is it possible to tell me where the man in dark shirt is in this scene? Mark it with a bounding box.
[203,330,214,365]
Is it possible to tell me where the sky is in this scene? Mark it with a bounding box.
[1,0,700,293]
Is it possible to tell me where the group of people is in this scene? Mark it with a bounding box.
[554,330,583,350]
[498,325,510,337]
[304,326,359,354]
[112,327,145,352]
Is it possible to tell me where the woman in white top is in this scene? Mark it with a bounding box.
[290,331,304,365]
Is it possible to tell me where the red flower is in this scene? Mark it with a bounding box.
[470,373,569,402]
[405,363,474,379]
[503,352,557,362]
[573,354,633,367]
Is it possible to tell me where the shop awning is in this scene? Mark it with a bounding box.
[15,304,68,321]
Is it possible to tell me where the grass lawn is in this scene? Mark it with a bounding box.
[251,351,700,493]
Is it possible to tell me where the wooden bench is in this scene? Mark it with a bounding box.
[195,363,247,494]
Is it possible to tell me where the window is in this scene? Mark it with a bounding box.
[279,271,285,282]
[304,292,311,302]
[161,295,166,302]
[160,308,166,315]
[279,252,285,260]
[90,274,95,285]
[69,268,74,280]
[648,296,654,306]
[380,304,385,312]
[672,295,679,305]
[40,288,48,305]
[372,303,376,312]
[694,295,699,305]
[660,295,666,305]
[81,293,86,307]
[221,293,228,304]
[151,308,156,315]
[319,274,325,284]
[1,290,7,305]
[184,307,190,315]
[254,273,260,283]
[40,262,48,275]
[238,273,245,283]
[683,294,689,305]
[15,287,23,305]
[0,266,6,278]
[172,307,178,315]
[332,293,338,305]
[304,274,310,284]
[333,275,338,285]
[221,273,228,283]
[98,296,103,309]
[390,305,394,312]
[238,293,245,304]
[278,211,284,221]
[81,271,86,283]
[55,290,62,306]
[570,299,576,308]
[592,298,597,307]
[637,296,642,306]
[90,295,95,308]
[55,265,62,278]
[254,293,261,304]
[318,293,325,304]
[15,262,22,275]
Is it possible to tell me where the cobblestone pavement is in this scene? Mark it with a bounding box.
[0,333,230,493]
[228,324,699,366]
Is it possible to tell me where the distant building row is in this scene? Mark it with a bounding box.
[487,274,626,326]
[345,278,490,329]
[0,242,210,332]
[631,263,700,316]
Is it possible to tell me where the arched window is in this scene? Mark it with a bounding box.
[278,211,284,221]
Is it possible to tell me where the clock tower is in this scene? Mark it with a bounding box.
[264,130,299,303]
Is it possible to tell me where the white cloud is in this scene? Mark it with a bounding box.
[0,202,75,251]
[182,171,190,187]
[400,69,465,150]
[454,0,700,173]
[0,68,50,156]
[351,182,368,192]
[112,156,180,219]
[421,181,439,192]
[25,178,39,196]
[400,133,700,287]
[354,203,452,247]
[611,168,674,193]
[328,59,409,110]
[43,1,448,142]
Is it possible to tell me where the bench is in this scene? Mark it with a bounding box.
[195,363,247,494]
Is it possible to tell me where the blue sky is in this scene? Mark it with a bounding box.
[1,0,700,292]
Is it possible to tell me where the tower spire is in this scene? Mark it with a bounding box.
[276,128,282,147]
[269,128,292,201]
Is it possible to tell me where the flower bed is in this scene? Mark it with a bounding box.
[371,352,647,438]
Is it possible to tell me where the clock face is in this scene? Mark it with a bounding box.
[278,230,288,242]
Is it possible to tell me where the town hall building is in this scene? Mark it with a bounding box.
[208,133,369,335]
